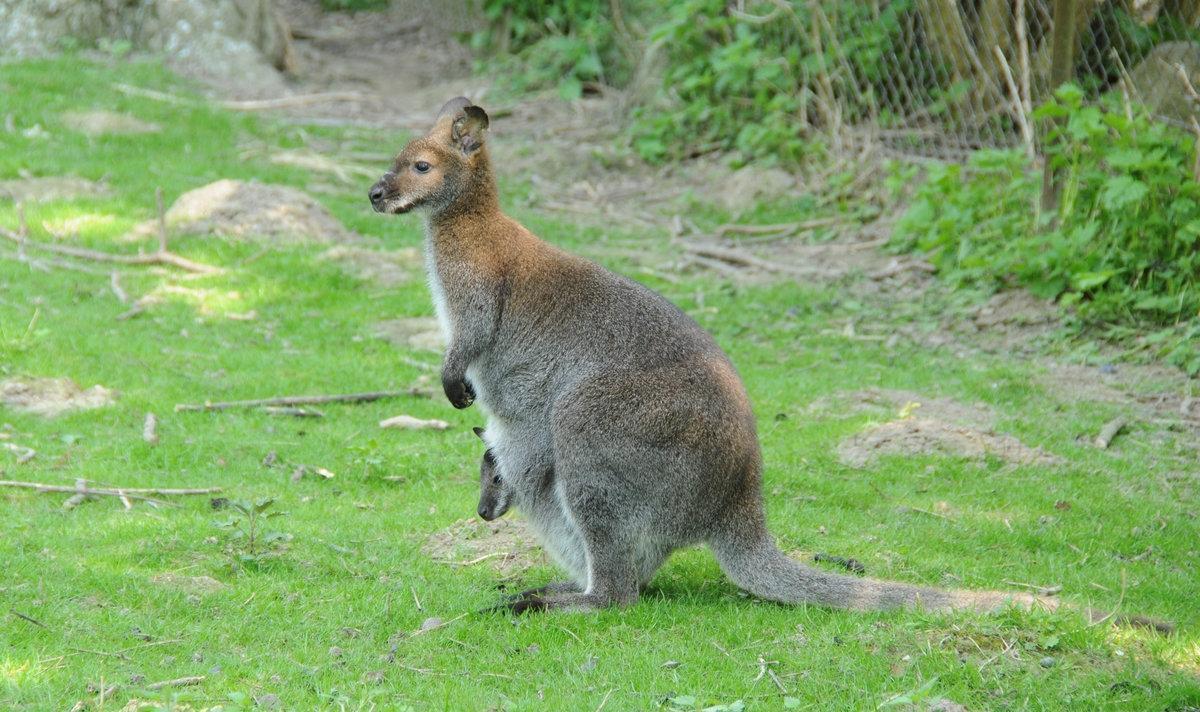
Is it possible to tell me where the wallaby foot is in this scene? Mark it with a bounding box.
[508,590,635,615]
[504,580,580,603]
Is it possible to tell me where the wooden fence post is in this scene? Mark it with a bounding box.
[1040,0,1079,213]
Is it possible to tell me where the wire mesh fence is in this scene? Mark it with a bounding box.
[755,0,1200,161]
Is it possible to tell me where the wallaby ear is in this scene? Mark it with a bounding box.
[472,426,485,440]
[451,105,489,155]
[437,96,472,121]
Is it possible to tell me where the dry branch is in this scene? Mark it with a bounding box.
[1095,417,1128,449]
[175,389,432,412]
[145,675,205,690]
[220,92,369,111]
[0,480,220,497]
[142,412,159,444]
[0,227,219,274]
[682,244,836,277]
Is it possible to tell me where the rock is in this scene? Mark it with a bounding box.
[1127,42,1200,125]
[0,0,294,96]
[1040,656,1056,668]
[163,179,354,244]
[419,617,442,632]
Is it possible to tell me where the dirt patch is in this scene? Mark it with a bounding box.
[838,417,1062,468]
[808,388,995,429]
[150,572,226,595]
[321,245,420,287]
[0,176,112,203]
[162,179,356,244]
[971,290,1059,330]
[0,377,117,417]
[421,517,543,577]
[373,317,443,352]
[61,110,160,136]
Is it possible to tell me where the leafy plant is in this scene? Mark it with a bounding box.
[470,0,618,100]
[215,498,291,564]
[892,84,1200,373]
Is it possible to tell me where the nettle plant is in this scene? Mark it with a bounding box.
[893,84,1200,373]
[215,498,291,566]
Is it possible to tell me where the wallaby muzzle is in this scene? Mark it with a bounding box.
[368,173,412,214]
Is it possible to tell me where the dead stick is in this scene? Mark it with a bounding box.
[155,187,168,254]
[1095,417,1128,449]
[220,92,369,111]
[174,388,432,412]
[143,412,159,444]
[145,675,205,690]
[0,226,219,274]
[109,271,129,303]
[716,217,838,237]
[0,480,220,496]
[10,608,48,628]
[683,244,835,277]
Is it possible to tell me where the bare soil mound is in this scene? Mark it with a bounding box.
[809,388,995,429]
[61,110,161,136]
[373,317,443,352]
[0,377,117,417]
[838,417,1062,468]
[421,517,543,577]
[0,176,112,203]
[320,245,419,287]
[165,179,355,244]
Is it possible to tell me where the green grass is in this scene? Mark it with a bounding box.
[1,57,1198,711]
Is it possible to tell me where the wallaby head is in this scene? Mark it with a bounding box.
[368,97,492,217]
[473,426,511,522]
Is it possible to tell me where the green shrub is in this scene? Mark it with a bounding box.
[470,0,619,100]
[893,85,1200,373]
[630,0,910,165]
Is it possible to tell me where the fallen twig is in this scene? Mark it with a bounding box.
[2,442,36,464]
[433,552,512,567]
[379,414,450,430]
[261,406,325,418]
[1095,417,1128,449]
[0,225,219,274]
[0,479,220,497]
[109,271,129,303]
[175,388,432,412]
[143,412,159,445]
[683,243,838,278]
[221,92,370,111]
[145,675,205,690]
[10,608,48,628]
[715,217,839,238]
[1002,580,1063,596]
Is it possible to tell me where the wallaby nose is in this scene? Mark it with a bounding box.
[368,184,385,202]
[477,505,494,521]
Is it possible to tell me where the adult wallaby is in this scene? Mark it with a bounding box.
[365,97,1060,616]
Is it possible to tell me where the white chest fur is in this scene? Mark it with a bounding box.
[423,226,453,342]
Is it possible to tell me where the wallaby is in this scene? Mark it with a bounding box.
[473,426,512,522]
[366,97,1159,625]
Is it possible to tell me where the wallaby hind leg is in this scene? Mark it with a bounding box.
[508,474,639,614]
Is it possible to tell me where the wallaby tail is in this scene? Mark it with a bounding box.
[709,524,1048,614]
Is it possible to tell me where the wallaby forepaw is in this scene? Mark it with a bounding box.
[443,378,476,409]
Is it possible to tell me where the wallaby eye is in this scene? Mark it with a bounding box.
[414,161,431,174]
[492,475,501,484]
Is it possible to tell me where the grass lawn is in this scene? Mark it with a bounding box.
[1,57,1197,711]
